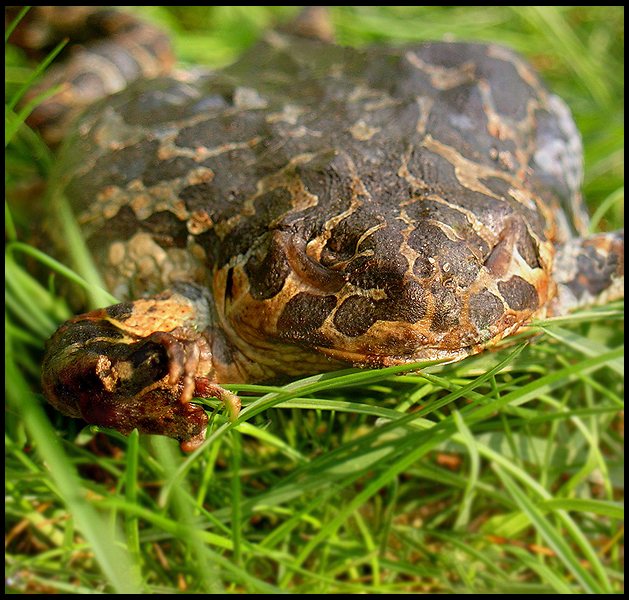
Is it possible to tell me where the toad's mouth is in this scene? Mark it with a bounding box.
[309,315,526,369]
[220,272,531,379]
[218,227,535,372]
[236,223,554,367]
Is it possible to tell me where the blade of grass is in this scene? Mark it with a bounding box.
[452,410,480,530]
[520,6,611,107]
[54,194,119,309]
[541,498,623,520]
[6,241,117,306]
[5,85,64,146]
[6,39,68,113]
[123,429,141,578]
[158,358,445,506]
[150,437,226,593]
[538,325,623,376]
[493,465,602,593]
[4,6,31,43]
[5,199,18,241]
[5,354,143,593]
[5,252,70,335]
[588,186,624,233]
[506,545,576,594]
[230,430,243,568]
[277,347,527,586]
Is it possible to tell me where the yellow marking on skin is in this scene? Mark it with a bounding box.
[396,208,414,228]
[508,187,538,211]
[428,219,464,243]
[108,241,126,267]
[419,136,554,246]
[284,126,323,139]
[130,192,153,219]
[304,154,372,262]
[477,78,546,177]
[105,297,196,337]
[79,334,139,346]
[477,78,519,142]
[347,84,385,103]
[113,360,135,380]
[415,96,434,135]
[215,152,317,239]
[187,210,214,234]
[394,209,421,272]
[233,86,268,110]
[160,137,262,162]
[398,143,543,251]
[404,52,476,90]
[422,134,508,199]
[349,119,381,141]
[324,249,375,272]
[101,232,210,300]
[95,356,118,392]
[306,192,364,262]
[354,222,387,249]
[364,96,402,111]
[124,375,173,405]
[80,161,213,227]
[487,45,547,98]
[425,194,498,245]
[266,104,306,124]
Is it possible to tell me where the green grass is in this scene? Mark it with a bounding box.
[5,6,624,594]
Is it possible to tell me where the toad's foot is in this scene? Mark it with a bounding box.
[41,285,239,451]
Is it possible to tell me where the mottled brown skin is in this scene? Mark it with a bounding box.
[7,6,174,145]
[12,8,623,449]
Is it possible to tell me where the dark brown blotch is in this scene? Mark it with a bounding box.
[244,233,291,300]
[142,210,190,248]
[409,222,481,287]
[430,285,462,332]
[105,302,135,321]
[65,139,160,212]
[381,279,427,324]
[333,295,377,337]
[407,145,459,191]
[425,83,491,166]
[344,225,408,292]
[497,275,539,311]
[516,228,541,270]
[143,156,202,187]
[321,210,383,268]
[469,289,504,330]
[277,292,337,342]
[174,111,265,149]
[221,188,294,267]
[479,52,537,121]
[576,242,621,296]
[179,182,215,213]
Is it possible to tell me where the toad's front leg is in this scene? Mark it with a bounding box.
[41,284,239,451]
